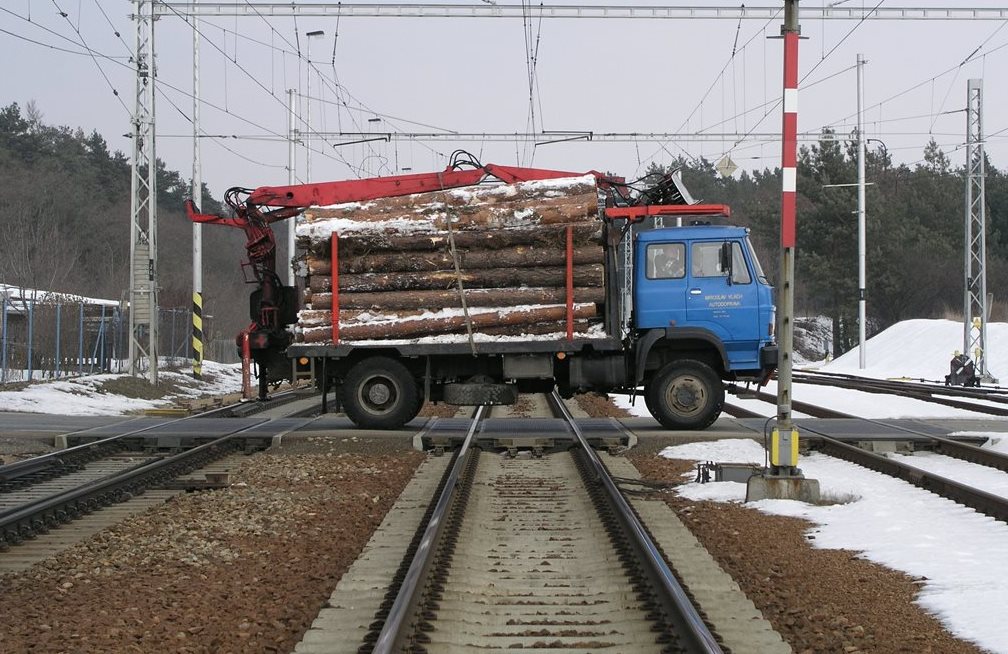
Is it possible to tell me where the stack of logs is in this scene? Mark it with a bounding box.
[295,175,607,343]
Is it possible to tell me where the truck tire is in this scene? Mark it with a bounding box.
[645,360,724,430]
[340,357,420,429]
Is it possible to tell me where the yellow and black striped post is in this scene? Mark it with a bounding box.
[192,291,203,379]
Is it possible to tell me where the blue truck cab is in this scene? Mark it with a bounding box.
[626,225,777,428]
[636,225,775,370]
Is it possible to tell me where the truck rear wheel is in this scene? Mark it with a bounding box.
[340,357,420,429]
[646,360,723,430]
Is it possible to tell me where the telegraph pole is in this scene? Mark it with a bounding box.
[191,1,204,379]
[856,54,867,369]
[748,0,819,503]
[305,29,325,187]
[287,88,298,286]
[129,0,159,384]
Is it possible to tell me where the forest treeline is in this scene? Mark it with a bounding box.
[0,102,249,343]
[1,102,1003,357]
[647,135,1007,355]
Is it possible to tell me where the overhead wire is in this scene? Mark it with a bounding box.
[49,0,131,115]
[164,7,455,168]
[13,4,342,174]
[812,21,1008,165]
[928,18,1008,134]
[0,24,125,58]
[92,0,132,55]
[156,85,287,170]
[157,2,359,175]
[715,0,887,166]
[636,6,783,175]
[233,0,408,176]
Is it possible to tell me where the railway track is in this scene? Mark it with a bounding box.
[729,375,1008,419]
[297,392,789,653]
[0,390,323,557]
[0,388,314,494]
[724,386,1008,524]
[797,369,1008,400]
[791,370,1008,416]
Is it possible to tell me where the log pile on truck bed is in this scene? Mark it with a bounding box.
[294,174,607,344]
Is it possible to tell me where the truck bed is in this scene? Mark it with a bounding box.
[287,335,622,359]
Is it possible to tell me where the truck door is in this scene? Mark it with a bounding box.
[635,242,687,330]
[685,240,761,369]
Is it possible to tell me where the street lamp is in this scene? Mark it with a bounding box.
[305,30,325,183]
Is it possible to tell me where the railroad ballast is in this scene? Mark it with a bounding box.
[187,152,778,429]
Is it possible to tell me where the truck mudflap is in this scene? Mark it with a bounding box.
[759,344,779,384]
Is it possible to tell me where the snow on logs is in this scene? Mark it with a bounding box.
[294,175,606,343]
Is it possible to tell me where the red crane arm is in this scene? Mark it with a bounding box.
[243,163,604,210]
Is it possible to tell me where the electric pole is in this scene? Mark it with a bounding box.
[964,79,997,383]
[192,1,204,379]
[287,88,297,286]
[857,53,867,369]
[305,29,325,188]
[129,0,159,384]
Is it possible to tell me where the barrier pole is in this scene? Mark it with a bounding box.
[55,303,62,378]
[1,297,8,384]
[78,303,84,375]
[27,300,34,381]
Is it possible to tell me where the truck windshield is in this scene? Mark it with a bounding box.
[745,236,768,284]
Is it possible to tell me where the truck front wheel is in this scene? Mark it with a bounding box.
[340,357,421,429]
[646,360,724,430]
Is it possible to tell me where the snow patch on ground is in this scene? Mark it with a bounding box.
[0,361,243,416]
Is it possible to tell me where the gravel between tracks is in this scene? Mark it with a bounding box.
[0,395,985,653]
[0,436,424,653]
[573,393,983,653]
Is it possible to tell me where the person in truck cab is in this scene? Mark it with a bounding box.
[652,244,685,279]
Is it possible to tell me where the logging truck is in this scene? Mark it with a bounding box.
[187,152,777,430]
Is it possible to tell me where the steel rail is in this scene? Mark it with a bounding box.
[728,386,856,420]
[373,405,486,654]
[797,369,1008,399]
[721,401,766,420]
[0,417,186,486]
[792,373,1008,415]
[0,421,265,547]
[802,426,1008,524]
[846,418,1008,473]
[0,389,304,487]
[726,385,1008,473]
[548,390,724,654]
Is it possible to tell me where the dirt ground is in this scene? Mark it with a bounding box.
[567,392,984,653]
[0,395,988,653]
[0,436,424,654]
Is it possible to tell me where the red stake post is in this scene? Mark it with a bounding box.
[330,233,340,344]
[565,225,574,340]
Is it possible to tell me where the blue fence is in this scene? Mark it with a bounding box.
[0,299,238,385]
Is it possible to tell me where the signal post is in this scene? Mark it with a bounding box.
[748,0,821,503]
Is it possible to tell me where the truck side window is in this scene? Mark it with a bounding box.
[691,242,723,277]
[690,242,751,283]
[730,242,752,284]
[646,243,685,279]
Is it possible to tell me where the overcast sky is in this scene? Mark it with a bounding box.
[4,1,1008,198]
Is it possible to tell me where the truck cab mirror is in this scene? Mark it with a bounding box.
[719,241,733,283]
